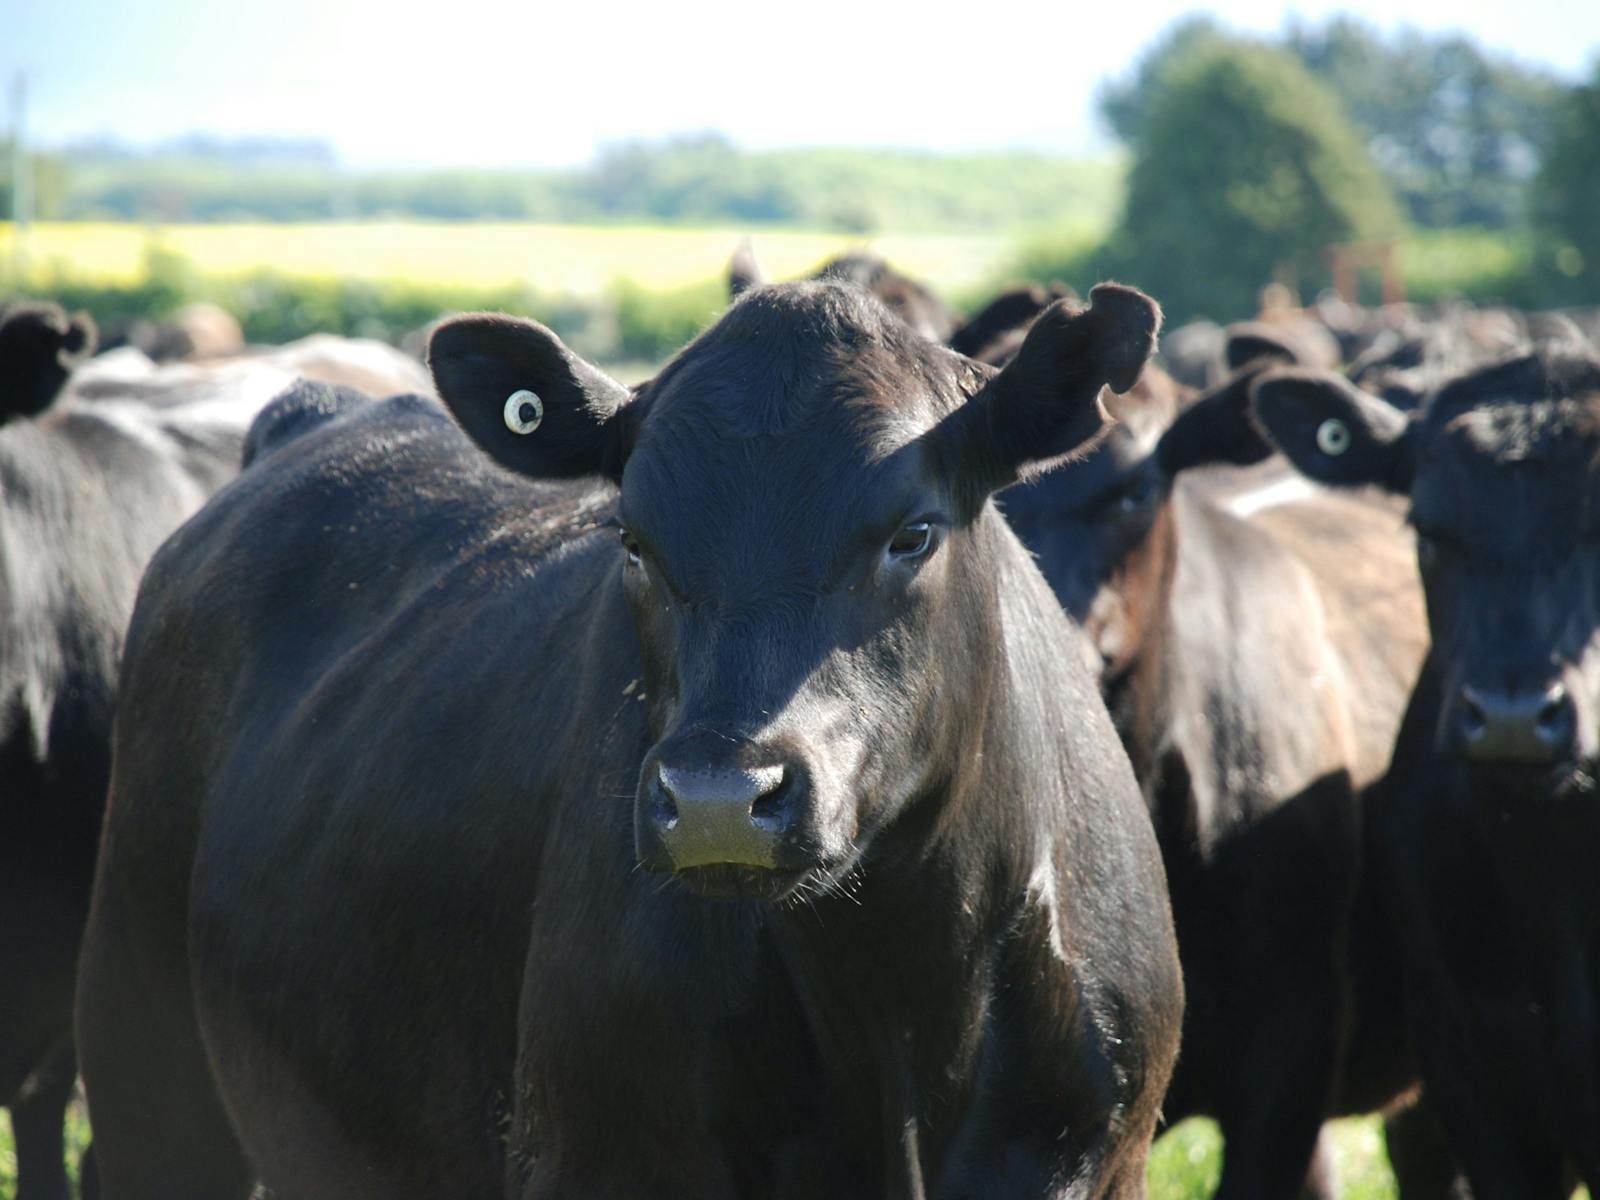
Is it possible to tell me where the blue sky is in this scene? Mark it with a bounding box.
[6,0,1597,168]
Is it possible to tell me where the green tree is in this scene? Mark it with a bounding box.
[1102,18,1562,230]
[1287,18,1562,228]
[1534,60,1600,301]
[1100,41,1402,324]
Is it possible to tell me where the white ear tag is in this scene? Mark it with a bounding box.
[504,389,543,435]
[1316,417,1350,456]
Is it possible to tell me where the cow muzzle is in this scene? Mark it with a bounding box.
[634,732,820,893]
[1445,678,1578,764]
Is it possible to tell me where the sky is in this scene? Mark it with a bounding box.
[5,0,1597,169]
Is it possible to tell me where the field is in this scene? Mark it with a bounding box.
[0,220,1033,300]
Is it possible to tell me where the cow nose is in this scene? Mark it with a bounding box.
[646,761,798,869]
[1455,681,1576,763]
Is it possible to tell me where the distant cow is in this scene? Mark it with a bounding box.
[79,281,1183,1198]
[0,303,432,1200]
[0,301,257,1200]
[1000,339,1429,1198]
[1252,348,1600,1198]
[727,241,961,342]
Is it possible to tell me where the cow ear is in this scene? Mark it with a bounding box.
[1251,367,1415,492]
[959,283,1161,493]
[1224,322,1299,373]
[1155,363,1276,477]
[429,313,633,481]
[728,239,765,301]
[0,303,97,422]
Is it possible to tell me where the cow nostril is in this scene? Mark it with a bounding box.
[1536,685,1573,744]
[749,770,791,831]
[651,768,680,830]
[1459,691,1488,742]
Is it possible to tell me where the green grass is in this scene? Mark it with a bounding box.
[1148,1116,1397,1200]
[0,1098,92,1199]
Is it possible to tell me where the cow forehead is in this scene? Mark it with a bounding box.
[638,281,975,443]
[1435,396,1600,464]
[621,420,939,596]
[1413,399,1600,550]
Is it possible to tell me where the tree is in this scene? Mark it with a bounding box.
[1287,19,1562,228]
[1535,60,1600,301]
[1102,18,1564,229]
[1101,41,1403,324]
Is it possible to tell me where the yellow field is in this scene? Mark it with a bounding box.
[1,221,1013,297]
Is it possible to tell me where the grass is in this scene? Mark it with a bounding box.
[0,221,1011,300]
[1148,1117,1397,1200]
[0,1098,92,1199]
[2,1104,1402,1199]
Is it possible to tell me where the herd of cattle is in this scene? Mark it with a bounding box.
[1,246,1597,1200]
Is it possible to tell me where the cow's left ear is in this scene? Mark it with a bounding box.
[1251,367,1416,492]
[958,283,1161,494]
[429,313,634,481]
[727,239,766,301]
[0,302,97,422]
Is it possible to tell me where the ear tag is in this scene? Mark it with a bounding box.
[1316,417,1350,456]
[503,389,543,435]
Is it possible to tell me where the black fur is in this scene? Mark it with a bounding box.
[1,347,250,1200]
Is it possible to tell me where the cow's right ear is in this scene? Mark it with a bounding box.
[728,239,765,301]
[0,302,97,422]
[1251,367,1415,492]
[429,313,634,481]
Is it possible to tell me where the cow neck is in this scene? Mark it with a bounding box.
[765,509,1069,1188]
[1103,493,1183,788]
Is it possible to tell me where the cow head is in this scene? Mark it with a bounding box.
[1000,351,1276,679]
[431,281,1158,901]
[0,301,97,422]
[1254,351,1600,792]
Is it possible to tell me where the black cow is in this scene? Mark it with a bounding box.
[1252,349,1600,1198]
[0,301,257,1200]
[1000,344,1430,1199]
[1,301,434,1200]
[727,242,962,343]
[79,281,1183,1198]
[947,283,1079,365]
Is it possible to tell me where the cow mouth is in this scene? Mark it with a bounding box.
[672,863,812,903]
[1465,755,1599,801]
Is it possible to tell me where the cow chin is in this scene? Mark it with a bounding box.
[1466,756,1600,805]
[669,863,817,904]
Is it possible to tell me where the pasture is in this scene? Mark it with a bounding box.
[0,220,1030,298]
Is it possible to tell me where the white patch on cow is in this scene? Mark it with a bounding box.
[1225,474,1318,519]
[1026,853,1069,965]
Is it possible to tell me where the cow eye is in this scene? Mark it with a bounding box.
[888,522,934,561]
[619,527,642,567]
[1118,476,1159,513]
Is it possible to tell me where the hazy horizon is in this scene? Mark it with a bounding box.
[8,0,1597,171]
